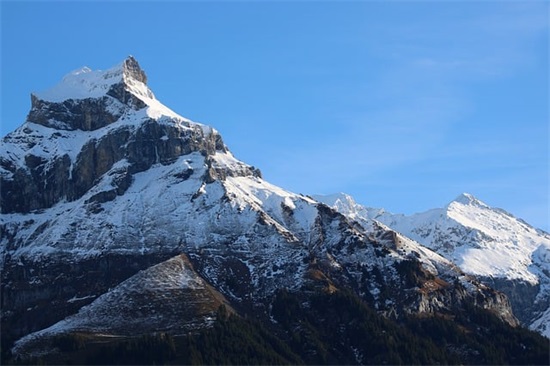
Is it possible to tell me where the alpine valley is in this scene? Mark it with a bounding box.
[1,57,548,365]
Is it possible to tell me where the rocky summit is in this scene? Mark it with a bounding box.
[1,57,548,364]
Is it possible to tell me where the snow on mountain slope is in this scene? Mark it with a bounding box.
[315,192,550,337]
[530,306,550,339]
[375,193,547,283]
[316,193,549,283]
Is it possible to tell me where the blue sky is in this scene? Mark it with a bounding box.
[1,1,548,230]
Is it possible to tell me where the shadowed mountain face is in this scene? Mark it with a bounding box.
[11,254,234,358]
[1,57,542,362]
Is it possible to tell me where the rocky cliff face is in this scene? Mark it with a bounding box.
[1,57,521,358]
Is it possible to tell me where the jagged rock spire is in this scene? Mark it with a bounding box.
[121,56,147,84]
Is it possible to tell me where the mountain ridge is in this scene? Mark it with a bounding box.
[314,192,550,337]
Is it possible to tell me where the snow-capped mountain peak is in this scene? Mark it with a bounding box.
[33,56,151,103]
[26,56,186,132]
[0,57,225,214]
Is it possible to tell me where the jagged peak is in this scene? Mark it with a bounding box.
[32,56,153,104]
[313,192,362,214]
[23,57,188,131]
[313,192,387,222]
[121,55,147,84]
[317,192,356,206]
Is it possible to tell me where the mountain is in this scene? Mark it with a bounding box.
[1,57,547,364]
[315,192,550,337]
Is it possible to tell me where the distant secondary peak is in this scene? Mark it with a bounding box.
[321,192,356,206]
